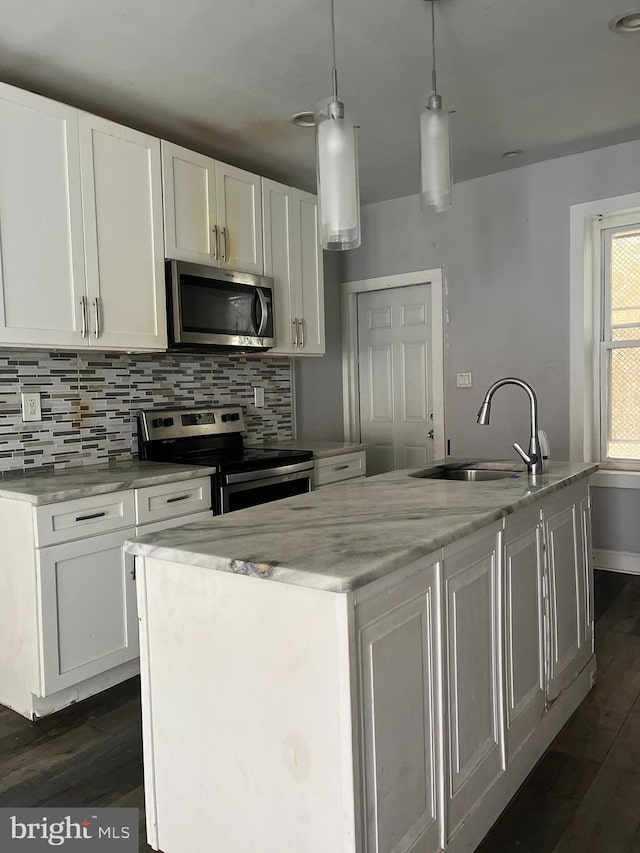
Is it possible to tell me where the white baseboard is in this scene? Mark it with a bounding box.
[593,548,640,575]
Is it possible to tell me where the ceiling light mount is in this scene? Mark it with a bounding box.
[502,149,523,159]
[609,9,640,32]
[290,111,316,128]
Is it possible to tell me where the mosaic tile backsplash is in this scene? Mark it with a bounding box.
[0,350,293,474]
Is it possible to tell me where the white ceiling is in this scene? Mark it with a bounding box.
[1,0,639,204]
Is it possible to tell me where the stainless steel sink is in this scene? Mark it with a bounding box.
[409,463,525,482]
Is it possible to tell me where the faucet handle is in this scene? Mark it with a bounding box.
[513,442,532,465]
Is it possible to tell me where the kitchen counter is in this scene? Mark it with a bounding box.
[255,438,367,458]
[0,460,216,506]
[126,460,597,593]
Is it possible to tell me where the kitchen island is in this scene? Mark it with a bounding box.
[126,461,597,853]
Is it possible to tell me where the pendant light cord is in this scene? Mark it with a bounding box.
[331,0,338,100]
[431,0,437,94]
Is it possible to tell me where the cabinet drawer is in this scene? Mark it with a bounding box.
[34,491,135,548]
[314,452,366,487]
[135,509,212,536]
[135,477,211,525]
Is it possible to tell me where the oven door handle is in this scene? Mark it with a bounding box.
[255,288,268,337]
[223,460,313,485]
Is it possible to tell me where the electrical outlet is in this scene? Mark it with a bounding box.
[21,392,42,422]
[253,386,265,408]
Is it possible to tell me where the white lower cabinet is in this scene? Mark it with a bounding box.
[37,528,138,695]
[442,525,503,837]
[314,451,367,488]
[356,555,443,853]
[0,474,213,719]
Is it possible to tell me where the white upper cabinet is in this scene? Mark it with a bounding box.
[162,141,263,275]
[0,84,86,348]
[0,83,167,352]
[262,180,325,356]
[79,114,167,350]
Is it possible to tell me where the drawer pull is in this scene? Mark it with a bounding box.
[333,464,350,471]
[166,494,191,503]
[75,511,107,522]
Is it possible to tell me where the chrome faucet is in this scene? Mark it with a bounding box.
[477,377,543,475]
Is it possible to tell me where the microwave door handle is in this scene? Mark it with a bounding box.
[256,288,268,336]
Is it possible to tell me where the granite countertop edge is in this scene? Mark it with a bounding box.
[125,462,598,594]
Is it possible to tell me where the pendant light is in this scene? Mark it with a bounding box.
[420,0,453,212]
[316,0,361,250]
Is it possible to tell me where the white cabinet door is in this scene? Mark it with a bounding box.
[0,83,86,347]
[503,507,545,759]
[293,189,325,355]
[443,525,503,837]
[216,162,263,274]
[37,528,138,696]
[162,141,218,265]
[545,483,590,701]
[262,179,297,355]
[356,556,443,853]
[79,114,167,351]
[580,493,595,651]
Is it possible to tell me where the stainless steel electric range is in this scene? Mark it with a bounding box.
[136,406,313,514]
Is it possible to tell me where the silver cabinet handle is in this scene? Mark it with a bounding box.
[80,296,87,339]
[299,317,305,348]
[292,318,299,348]
[93,297,101,339]
[333,464,349,471]
[212,225,219,261]
[166,494,190,504]
[221,226,227,262]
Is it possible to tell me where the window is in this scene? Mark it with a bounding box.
[598,214,640,467]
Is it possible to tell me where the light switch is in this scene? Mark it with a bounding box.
[253,386,265,408]
[456,372,472,388]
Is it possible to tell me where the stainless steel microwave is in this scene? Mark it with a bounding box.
[166,260,275,351]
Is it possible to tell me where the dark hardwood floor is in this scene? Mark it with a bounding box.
[0,570,639,852]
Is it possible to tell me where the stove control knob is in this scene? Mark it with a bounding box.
[231,413,240,421]
[163,417,174,427]
[221,414,230,422]
[152,418,163,428]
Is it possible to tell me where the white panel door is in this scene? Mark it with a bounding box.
[37,528,139,696]
[443,526,503,837]
[162,141,218,265]
[357,285,433,475]
[216,162,263,274]
[357,558,443,853]
[293,189,325,355]
[262,179,297,355]
[79,114,167,350]
[0,83,86,347]
[503,508,545,759]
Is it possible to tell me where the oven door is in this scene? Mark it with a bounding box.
[169,260,275,349]
[219,468,312,514]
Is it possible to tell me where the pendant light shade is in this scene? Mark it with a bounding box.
[420,0,453,212]
[317,99,361,250]
[420,94,452,212]
[316,0,361,251]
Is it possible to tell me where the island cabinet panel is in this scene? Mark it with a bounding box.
[580,493,595,651]
[544,481,591,702]
[442,525,503,838]
[355,556,444,853]
[502,507,546,759]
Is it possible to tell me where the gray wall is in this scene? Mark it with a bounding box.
[344,138,640,553]
[294,251,345,440]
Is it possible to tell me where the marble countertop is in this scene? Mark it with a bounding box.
[0,460,216,506]
[254,439,367,459]
[125,460,598,593]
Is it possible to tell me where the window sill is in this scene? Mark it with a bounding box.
[592,469,640,489]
